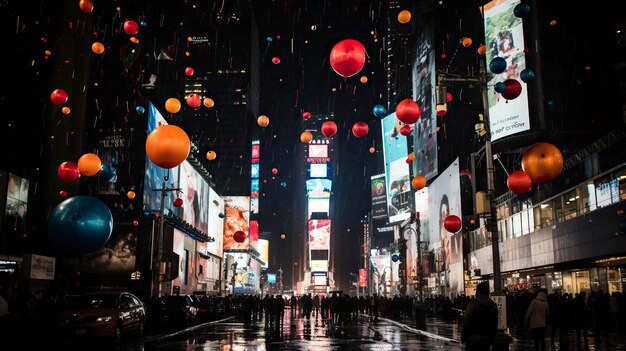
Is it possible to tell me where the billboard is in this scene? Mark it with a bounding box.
[411,13,438,180]
[308,219,331,250]
[306,179,332,198]
[207,188,224,257]
[308,144,328,158]
[251,164,259,179]
[267,273,277,283]
[311,260,328,272]
[310,164,328,178]
[179,160,210,234]
[249,220,259,248]
[223,196,250,250]
[428,158,463,295]
[370,174,388,219]
[382,112,412,223]
[308,198,330,217]
[5,173,28,225]
[313,274,327,286]
[258,239,269,269]
[359,268,368,287]
[484,0,530,141]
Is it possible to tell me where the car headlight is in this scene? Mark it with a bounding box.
[96,316,112,322]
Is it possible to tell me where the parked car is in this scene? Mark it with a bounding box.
[57,291,145,343]
[159,295,198,326]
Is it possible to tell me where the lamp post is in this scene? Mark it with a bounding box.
[151,178,181,298]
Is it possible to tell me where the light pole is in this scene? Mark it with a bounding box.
[152,178,180,298]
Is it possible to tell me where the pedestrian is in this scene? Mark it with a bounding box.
[525,289,549,351]
[461,282,498,351]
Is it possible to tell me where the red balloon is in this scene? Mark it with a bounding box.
[186,94,201,108]
[352,122,369,138]
[329,39,366,78]
[302,111,311,119]
[507,170,532,195]
[321,121,337,138]
[133,220,139,227]
[272,57,281,64]
[395,99,421,124]
[233,230,246,243]
[400,125,411,136]
[59,190,67,197]
[272,168,278,175]
[173,198,183,207]
[446,92,453,102]
[57,162,80,182]
[184,67,194,76]
[444,215,462,233]
[50,89,68,105]
[123,20,139,35]
[501,79,522,100]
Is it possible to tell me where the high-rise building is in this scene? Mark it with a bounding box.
[386,0,415,110]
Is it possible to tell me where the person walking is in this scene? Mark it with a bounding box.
[461,282,498,351]
[525,289,549,351]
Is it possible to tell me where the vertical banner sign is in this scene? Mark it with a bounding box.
[359,268,368,287]
[484,0,530,141]
[370,174,388,219]
[381,112,412,223]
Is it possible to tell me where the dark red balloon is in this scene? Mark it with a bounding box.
[123,20,139,35]
[302,111,311,119]
[173,198,183,207]
[50,89,68,105]
[501,79,522,100]
[321,121,337,138]
[186,94,201,108]
[395,99,421,124]
[272,57,281,64]
[272,168,278,175]
[59,190,67,197]
[400,125,411,136]
[507,170,532,195]
[57,162,80,182]
[329,39,366,78]
[233,230,246,243]
[444,215,462,233]
[133,220,139,227]
[352,122,369,138]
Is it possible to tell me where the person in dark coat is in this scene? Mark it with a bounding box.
[461,282,498,351]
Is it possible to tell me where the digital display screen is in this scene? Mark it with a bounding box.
[251,179,259,193]
[308,145,328,158]
[309,219,331,250]
[258,239,269,269]
[267,273,277,283]
[382,112,412,223]
[306,179,332,198]
[307,198,330,217]
[223,197,250,250]
[310,250,329,261]
[313,274,327,286]
[251,144,260,160]
[311,260,328,272]
[251,164,259,179]
[309,164,328,178]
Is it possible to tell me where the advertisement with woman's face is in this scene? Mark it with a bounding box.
[179,160,209,234]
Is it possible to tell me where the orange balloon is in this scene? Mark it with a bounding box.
[360,76,368,83]
[129,36,139,44]
[206,151,217,160]
[407,153,416,161]
[300,131,313,143]
[462,37,473,47]
[280,234,286,240]
[369,147,375,154]
[477,44,486,55]
[521,142,563,184]
[203,97,215,108]
[79,0,94,13]
[165,98,181,114]
[398,10,411,24]
[145,125,190,169]
[411,176,426,190]
[61,107,71,115]
[91,42,105,54]
[77,153,102,177]
[257,115,270,127]
[127,191,136,199]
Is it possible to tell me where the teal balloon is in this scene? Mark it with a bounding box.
[373,104,387,118]
[391,254,399,262]
[513,3,531,17]
[136,106,145,114]
[520,69,535,82]
[48,196,113,256]
[489,57,507,74]
[494,82,507,93]
[218,213,225,218]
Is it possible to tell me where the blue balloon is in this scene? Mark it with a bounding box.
[513,3,531,18]
[136,106,145,114]
[391,254,399,262]
[48,196,113,256]
[489,57,507,74]
[494,82,507,93]
[280,181,287,187]
[373,104,387,118]
[547,99,555,107]
[266,37,273,42]
[218,213,225,218]
[520,69,535,82]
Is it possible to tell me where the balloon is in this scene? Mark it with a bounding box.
[407,153,416,161]
[133,220,139,227]
[173,198,183,207]
[58,162,80,182]
[400,125,411,136]
[395,99,421,124]
[218,213,225,218]
[234,231,246,243]
[373,104,387,118]
[477,44,487,55]
[266,36,273,42]
[258,115,270,127]
[50,89,68,105]
[550,20,557,26]
[59,190,67,197]
[444,215,462,233]
[129,36,139,44]
[91,42,105,54]
[489,57,507,74]
[462,37,472,47]
[271,168,278,175]
[79,0,94,13]
[145,125,191,169]
[369,147,375,153]
[272,57,281,64]
[77,153,102,177]
[302,111,311,119]
[61,107,71,115]
[507,171,532,195]
[520,69,535,82]
[501,79,522,100]
[329,39,366,78]
[300,131,313,143]
[48,196,113,256]
[397,10,411,24]
[514,3,531,17]
[352,122,369,138]
[136,106,145,114]
[280,234,286,240]
[203,98,215,108]
[127,191,136,199]
[165,98,181,113]
[494,82,507,93]
[360,76,368,84]
[412,176,426,190]
[391,254,400,262]
[446,92,453,103]
[206,151,217,160]
[522,143,563,184]
[186,94,201,109]
[321,121,338,138]
[123,20,139,35]
[184,67,194,76]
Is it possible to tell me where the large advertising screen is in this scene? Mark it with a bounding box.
[207,188,224,257]
[411,13,438,180]
[5,173,28,224]
[267,273,277,283]
[308,198,330,217]
[306,179,332,198]
[179,160,210,234]
[382,112,412,223]
[313,274,327,286]
[258,239,269,268]
[311,260,328,272]
[428,158,463,295]
[223,196,250,250]
[308,145,328,158]
[308,219,331,250]
[309,164,327,178]
[249,220,259,248]
[370,174,388,219]
[484,0,530,141]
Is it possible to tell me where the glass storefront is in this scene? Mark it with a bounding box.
[502,267,625,295]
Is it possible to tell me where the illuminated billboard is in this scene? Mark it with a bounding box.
[307,198,330,217]
[484,0,530,141]
[258,239,269,269]
[371,174,387,219]
[308,219,331,250]
[359,268,367,287]
[310,260,328,272]
[223,196,250,250]
[308,144,328,158]
[313,274,327,286]
[207,187,224,257]
[309,164,328,178]
[179,160,210,234]
[382,112,412,223]
[251,164,259,179]
[251,144,260,161]
[267,273,277,283]
[306,179,332,198]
